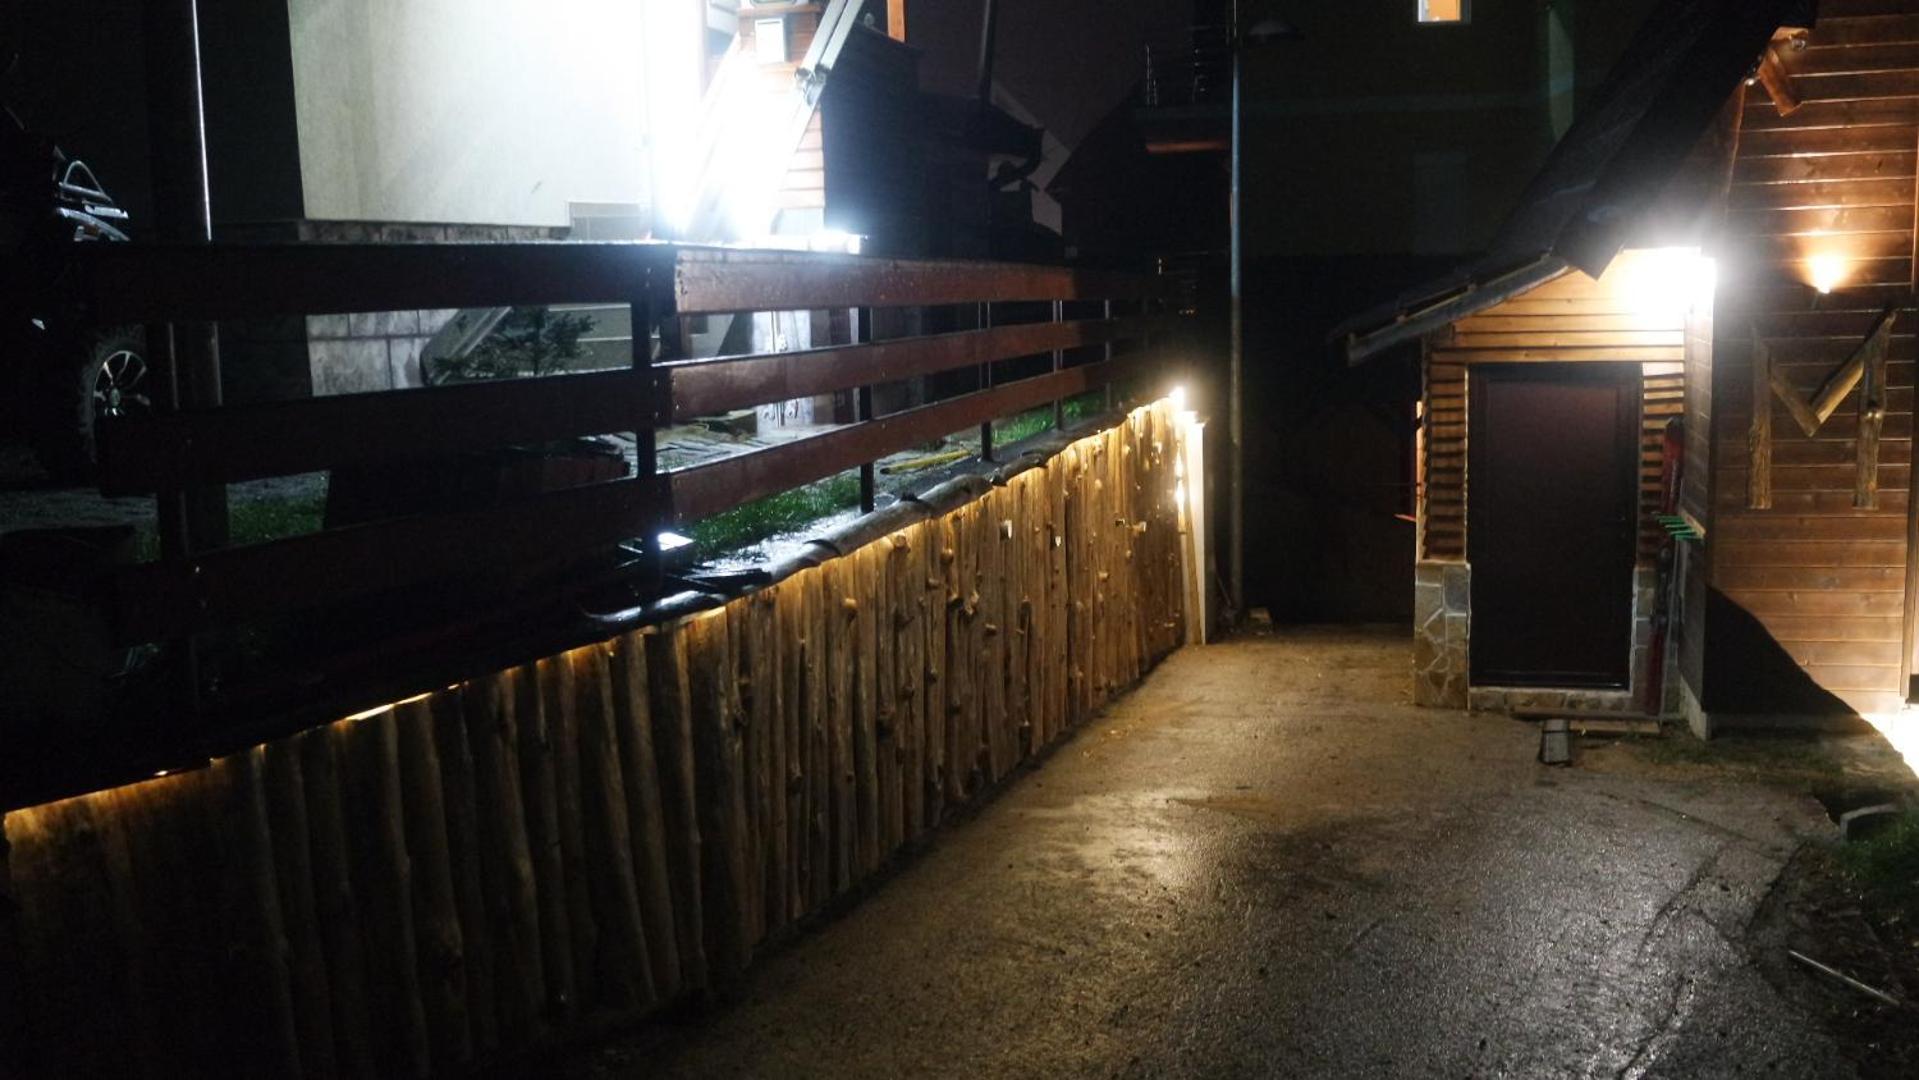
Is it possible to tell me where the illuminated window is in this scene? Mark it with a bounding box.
[754,17,789,64]
[1419,0,1469,23]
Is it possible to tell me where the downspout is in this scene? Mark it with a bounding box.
[976,0,999,110]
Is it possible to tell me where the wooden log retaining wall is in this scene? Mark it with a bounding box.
[0,402,1195,1079]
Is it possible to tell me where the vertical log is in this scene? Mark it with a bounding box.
[260,740,338,1080]
[688,609,753,980]
[1048,453,1070,738]
[538,656,598,1015]
[852,546,882,873]
[802,568,832,910]
[874,539,902,857]
[643,626,709,991]
[430,688,497,1056]
[976,489,1010,784]
[774,582,807,921]
[1004,479,1031,761]
[891,530,924,841]
[299,725,378,1076]
[569,646,656,1013]
[1749,332,1773,510]
[516,662,577,1021]
[748,592,788,936]
[921,516,948,827]
[941,510,972,803]
[203,752,304,1078]
[0,815,20,1079]
[609,631,682,999]
[460,671,543,1048]
[822,560,857,892]
[729,606,765,944]
[338,711,430,1078]
[394,699,473,1069]
[4,795,139,1076]
[1016,474,1039,757]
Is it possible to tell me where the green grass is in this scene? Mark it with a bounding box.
[688,471,862,555]
[1841,809,1919,924]
[231,494,327,546]
[992,392,1103,446]
[134,492,329,562]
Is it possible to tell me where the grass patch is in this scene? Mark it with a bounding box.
[1841,809,1919,925]
[231,494,328,546]
[687,471,861,556]
[992,392,1103,446]
[1633,732,1851,792]
[132,492,329,562]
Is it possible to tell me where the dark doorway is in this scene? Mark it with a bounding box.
[1468,363,1640,687]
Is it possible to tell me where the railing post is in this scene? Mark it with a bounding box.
[633,266,672,595]
[1051,298,1066,430]
[1103,298,1116,413]
[978,301,995,462]
[856,305,876,514]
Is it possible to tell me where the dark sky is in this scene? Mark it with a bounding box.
[910,0,1197,147]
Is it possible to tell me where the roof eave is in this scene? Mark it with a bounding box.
[1342,255,1568,366]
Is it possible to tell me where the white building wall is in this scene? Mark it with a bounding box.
[286,0,694,227]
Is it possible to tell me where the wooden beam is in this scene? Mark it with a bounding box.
[1858,330,1890,509]
[669,355,1145,523]
[1756,44,1802,117]
[100,364,669,494]
[667,315,1171,421]
[113,475,670,642]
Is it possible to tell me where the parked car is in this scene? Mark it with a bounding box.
[1,99,145,481]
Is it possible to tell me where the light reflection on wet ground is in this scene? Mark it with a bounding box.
[573,627,1878,1080]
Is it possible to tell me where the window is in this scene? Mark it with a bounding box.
[1419,0,1469,23]
[754,17,789,64]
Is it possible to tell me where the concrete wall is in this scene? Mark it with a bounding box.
[286,0,679,226]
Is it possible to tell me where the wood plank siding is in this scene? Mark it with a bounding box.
[1420,253,1694,567]
[1709,5,1919,715]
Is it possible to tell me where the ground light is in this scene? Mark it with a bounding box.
[1865,711,1919,781]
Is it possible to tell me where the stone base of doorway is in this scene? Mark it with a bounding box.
[1468,686,1638,715]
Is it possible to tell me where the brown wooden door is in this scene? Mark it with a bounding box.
[1468,364,1640,688]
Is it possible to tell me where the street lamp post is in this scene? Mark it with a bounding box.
[1228,4,1299,626]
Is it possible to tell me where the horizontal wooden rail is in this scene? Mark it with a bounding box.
[73,242,676,322]
[669,353,1150,523]
[100,366,668,494]
[674,249,1179,314]
[71,242,1177,323]
[667,314,1172,420]
[113,475,669,642]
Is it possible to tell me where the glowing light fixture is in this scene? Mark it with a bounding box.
[1618,247,1715,317]
[1169,385,1188,412]
[1808,253,1849,295]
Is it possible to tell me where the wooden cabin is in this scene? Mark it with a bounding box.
[1340,0,1919,733]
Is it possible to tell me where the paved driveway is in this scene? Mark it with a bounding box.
[571,627,1863,1079]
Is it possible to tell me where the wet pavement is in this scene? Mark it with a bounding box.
[572,627,1864,1079]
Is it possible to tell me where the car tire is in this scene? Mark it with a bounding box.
[31,325,148,483]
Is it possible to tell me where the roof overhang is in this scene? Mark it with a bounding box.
[1341,255,1568,366]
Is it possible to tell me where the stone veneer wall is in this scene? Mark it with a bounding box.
[1418,563,1675,716]
[1413,561,1470,707]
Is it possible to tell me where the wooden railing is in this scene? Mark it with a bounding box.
[56,241,1183,778]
